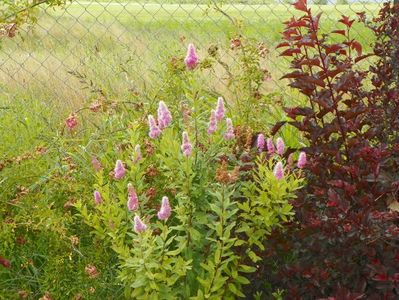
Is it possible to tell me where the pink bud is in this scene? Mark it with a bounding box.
[91,156,103,172]
[94,191,102,205]
[148,115,161,139]
[256,134,265,151]
[215,97,225,122]
[157,101,172,129]
[114,160,126,180]
[65,114,78,130]
[224,118,235,140]
[157,196,172,220]
[181,131,193,157]
[273,162,284,180]
[297,151,307,169]
[207,109,217,135]
[267,138,275,154]
[127,183,139,211]
[276,137,285,155]
[133,215,147,233]
[134,144,142,162]
[184,43,199,70]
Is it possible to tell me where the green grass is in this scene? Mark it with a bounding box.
[0,2,379,111]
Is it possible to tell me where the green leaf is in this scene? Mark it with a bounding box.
[228,283,245,297]
[131,277,147,288]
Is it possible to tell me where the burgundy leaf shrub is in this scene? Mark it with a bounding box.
[263,1,399,298]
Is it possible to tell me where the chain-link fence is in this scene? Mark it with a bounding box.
[0,0,384,110]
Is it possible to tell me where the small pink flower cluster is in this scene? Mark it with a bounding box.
[91,156,103,172]
[184,43,199,70]
[132,194,172,233]
[127,183,139,211]
[65,114,78,130]
[133,144,142,162]
[93,184,172,233]
[255,135,308,180]
[181,131,193,157]
[114,160,126,180]
[148,101,173,139]
[207,97,235,140]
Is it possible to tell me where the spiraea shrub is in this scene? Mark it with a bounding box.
[74,45,306,298]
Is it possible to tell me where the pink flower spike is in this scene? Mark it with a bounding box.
[148,115,161,139]
[94,191,102,205]
[157,196,172,220]
[207,109,217,135]
[181,131,193,157]
[134,215,147,233]
[184,43,199,70]
[256,134,265,151]
[134,144,142,162]
[157,101,172,130]
[65,114,78,130]
[91,156,103,172]
[114,160,126,180]
[273,162,284,180]
[276,137,285,155]
[297,151,307,169]
[127,183,139,211]
[215,97,225,122]
[224,118,235,140]
[267,138,275,154]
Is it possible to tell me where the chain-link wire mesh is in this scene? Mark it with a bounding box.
[0,0,384,112]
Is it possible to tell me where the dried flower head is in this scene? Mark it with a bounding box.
[85,264,99,278]
[216,161,240,184]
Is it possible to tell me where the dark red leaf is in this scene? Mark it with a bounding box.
[270,121,286,135]
[373,273,389,282]
[351,41,362,56]
[276,42,290,49]
[297,58,320,67]
[339,15,355,28]
[281,71,307,79]
[312,13,322,31]
[332,30,346,36]
[325,44,345,55]
[287,19,308,28]
[293,0,308,12]
[354,54,373,63]
[280,48,301,57]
